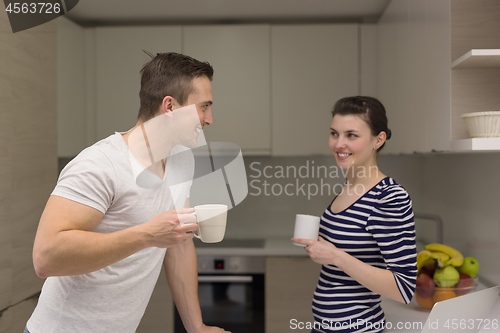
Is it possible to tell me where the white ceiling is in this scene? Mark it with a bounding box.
[66,0,391,26]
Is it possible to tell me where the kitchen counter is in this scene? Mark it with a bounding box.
[194,238,309,256]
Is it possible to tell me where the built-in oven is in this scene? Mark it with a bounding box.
[174,242,265,333]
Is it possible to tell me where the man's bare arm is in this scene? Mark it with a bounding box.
[33,195,197,278]
[164,199,229,333]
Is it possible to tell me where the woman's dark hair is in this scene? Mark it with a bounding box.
[138,52,214,122]
[331,96,391,152]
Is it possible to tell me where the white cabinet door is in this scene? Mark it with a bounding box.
[183,25,271,155]
[136,275,173,333]
[378,0,423,154]
[95,27,182,140]
[378,0,451,154]
[271,24,359,156]
[266,257,321,333]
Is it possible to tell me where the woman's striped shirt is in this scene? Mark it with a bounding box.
[312,177,417,333]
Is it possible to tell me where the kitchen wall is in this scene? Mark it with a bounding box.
[421,153,500,285]
[55,0,500,289]
[378,0,500,287]
[224,151,500,284]
[224,154,424,240]
[225,151,500,286]
[57,17,86,157]
[0,9,57,333]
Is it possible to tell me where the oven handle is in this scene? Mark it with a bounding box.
[198,275,253,283]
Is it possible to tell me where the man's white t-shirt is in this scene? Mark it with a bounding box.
[27,132,194,333]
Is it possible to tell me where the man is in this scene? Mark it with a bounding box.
[26,53,229,333]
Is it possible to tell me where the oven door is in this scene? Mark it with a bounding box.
[174,274,265,333]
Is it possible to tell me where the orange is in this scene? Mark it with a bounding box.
[415,294,435,309]
[432,287,457,303]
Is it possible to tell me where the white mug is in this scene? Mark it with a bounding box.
[293,214,320,247]
[189,204,228,243]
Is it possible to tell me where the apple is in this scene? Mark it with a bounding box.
[433,266,460,288]
[455,273,475,295]
[420,264,436,278]
[457,257,479,278]
[416,273,436,298]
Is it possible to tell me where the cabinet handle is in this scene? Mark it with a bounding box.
[198,275,253,283]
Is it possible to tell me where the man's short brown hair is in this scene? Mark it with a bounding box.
[138,52,213,121]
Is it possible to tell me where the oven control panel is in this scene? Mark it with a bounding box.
[197,256,264,274]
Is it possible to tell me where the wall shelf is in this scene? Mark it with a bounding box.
[450,137,500,152]
[452,49,500,69]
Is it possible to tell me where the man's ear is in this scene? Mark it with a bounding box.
[161,96,176,117]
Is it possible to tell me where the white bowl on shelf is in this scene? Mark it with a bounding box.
[461,111,500,138]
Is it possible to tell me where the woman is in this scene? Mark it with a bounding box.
[292,96,417,333]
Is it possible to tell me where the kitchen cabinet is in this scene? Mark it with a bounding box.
[136,274,173,333]
[271,24,359,156]
[183,25,271,155]
[61,23,365,157]
[378,0,451,154]
[94,26,183,140]
[266,257,321,333]
[378,0,500,154]
[95,24,272,155]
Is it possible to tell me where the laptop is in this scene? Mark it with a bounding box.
[421,285,500,333]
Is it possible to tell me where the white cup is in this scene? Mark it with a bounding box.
[189,204,228,243]
[293,214,320,247]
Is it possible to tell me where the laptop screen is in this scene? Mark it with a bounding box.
[420,285,500,333]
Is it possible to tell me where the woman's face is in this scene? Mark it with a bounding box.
[329,114,379,170]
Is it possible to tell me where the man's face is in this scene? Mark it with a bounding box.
[184,76,213,129]
[172,76,213,148]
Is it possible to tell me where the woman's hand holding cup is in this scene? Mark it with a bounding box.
[291,214,344,266]
[291,214,320,247]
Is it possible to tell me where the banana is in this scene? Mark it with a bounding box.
[431,251,450,268]
[425,243,464,267]
[417,250,435,273]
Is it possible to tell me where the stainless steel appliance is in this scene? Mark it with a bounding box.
[174,240,266,333]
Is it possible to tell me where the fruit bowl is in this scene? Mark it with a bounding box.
[415,276,478,310]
